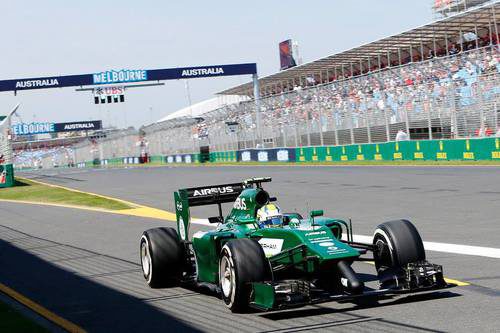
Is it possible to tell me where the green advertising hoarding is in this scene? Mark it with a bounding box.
[296,138,500,162]
[0,164,14,188]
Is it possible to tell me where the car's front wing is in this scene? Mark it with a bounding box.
[250,261,451,311]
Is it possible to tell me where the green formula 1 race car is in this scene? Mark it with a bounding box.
[140,177,448,312]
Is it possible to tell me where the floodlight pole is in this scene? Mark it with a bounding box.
[252,73,262,147]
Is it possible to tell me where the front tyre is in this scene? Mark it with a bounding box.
[140,227,185,288]
[373,219,425,286]
[219,239,270,313]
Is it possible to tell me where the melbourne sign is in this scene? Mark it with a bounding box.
[12,120,102,135]
[0,63,257,92]
[11,122,55,135]
[93,70,147,85]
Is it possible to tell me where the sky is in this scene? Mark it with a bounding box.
[0,1,433,128]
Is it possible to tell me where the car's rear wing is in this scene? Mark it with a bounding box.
[174,182,246,241]
[174,178,272,241]
[181,182,245,206]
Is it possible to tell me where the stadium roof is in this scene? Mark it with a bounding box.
[434,0,494,16]
[218,0,500,97]
[156,95,248,123]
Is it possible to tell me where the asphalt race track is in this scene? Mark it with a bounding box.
[2,165,500,332]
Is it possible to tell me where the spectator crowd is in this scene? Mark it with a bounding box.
[192,45,500,148]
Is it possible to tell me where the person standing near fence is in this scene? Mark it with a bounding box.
[395,129,409,141]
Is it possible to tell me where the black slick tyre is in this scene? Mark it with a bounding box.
[219,238,270,313]
[373,219,426,285]
[140,227,185,288]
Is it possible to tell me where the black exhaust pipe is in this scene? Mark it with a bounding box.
[337,260,364,294]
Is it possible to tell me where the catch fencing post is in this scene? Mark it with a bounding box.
[428,99,433,140]
[450,83,459,138]
[348,105,355,144]
[478,82,485,134]
[333,104,339,146]
[306,115,311,146]
[383,103,390,142]
[495,101,499,134]
[252,73,262,147]
[317,88,325,146]
[366,102,372,144]
[284,124,289,147]
[292,108,299,147]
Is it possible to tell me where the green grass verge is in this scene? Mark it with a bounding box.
[0,300,49,333]
[0,179,132,210]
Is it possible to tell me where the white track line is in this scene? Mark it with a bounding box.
[191,219,500,259]
[351,235,500,259]
[423,241,500,259]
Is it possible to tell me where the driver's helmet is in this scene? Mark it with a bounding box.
[256,204,283,228]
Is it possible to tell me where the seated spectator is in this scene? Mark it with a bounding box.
[475,126,494,137]
[449,44,459,55]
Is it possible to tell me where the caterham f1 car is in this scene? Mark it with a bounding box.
[140,177,448,312]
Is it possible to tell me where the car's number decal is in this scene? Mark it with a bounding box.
[233,197,247,210]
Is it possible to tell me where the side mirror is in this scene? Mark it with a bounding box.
[310,210,324,218]
[208,216,224,224]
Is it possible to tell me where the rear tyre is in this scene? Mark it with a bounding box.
[140,227,185,288]
[219,239,271,313]
[373,219,425,286]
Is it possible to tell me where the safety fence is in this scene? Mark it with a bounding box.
[56,137,500,169]
[72,128,139,164]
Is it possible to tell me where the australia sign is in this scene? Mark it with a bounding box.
[0,63,257,92]
[53,121,102,132]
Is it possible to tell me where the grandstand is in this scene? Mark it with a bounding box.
[14,0,500,168]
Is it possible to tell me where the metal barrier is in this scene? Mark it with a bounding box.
[72,128,139,164]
